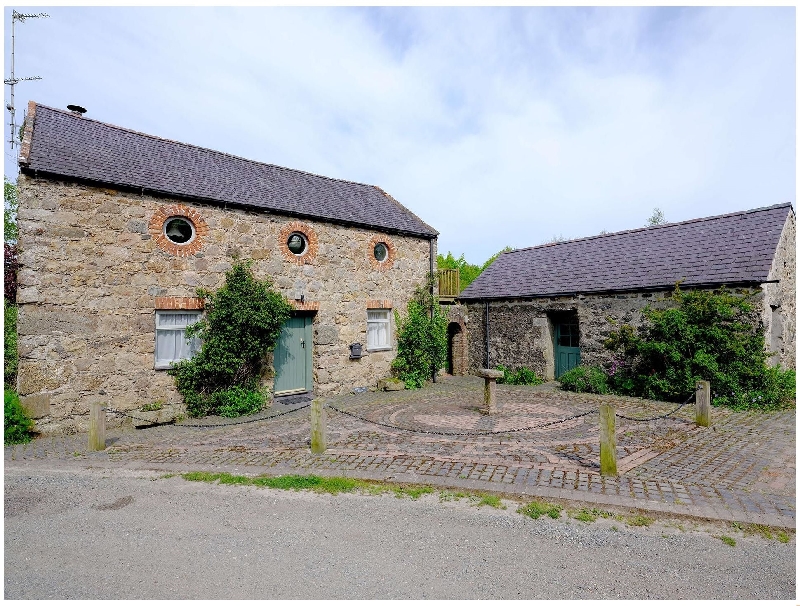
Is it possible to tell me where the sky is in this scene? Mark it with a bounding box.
[3,6,796,263]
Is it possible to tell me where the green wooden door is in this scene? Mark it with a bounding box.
[274,316,313,395]
[555,322,581,378]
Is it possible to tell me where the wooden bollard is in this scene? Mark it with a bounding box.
[310,399,327,454]
[599,404,617,476]
[88,402,106,451]
[695,380,711,427]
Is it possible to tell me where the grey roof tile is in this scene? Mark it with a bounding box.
[20,103,438,238]
[459,203,793,300]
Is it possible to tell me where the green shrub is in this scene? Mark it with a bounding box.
[4,390,33,445]
[169,260,292,417]
[496,364,543,386]
[391,275,447,389]
[4,300,17,385]
[605,285,795,409]
[211,386,265,418]
[559,365,609,394]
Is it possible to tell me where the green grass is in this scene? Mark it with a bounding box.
[626,514,654,527]
[518,500,563,520]
[177,472,516,509]
[569,507,614,523]
[719,535,736,547]
[393,486,435,500]
[731,522,794,544]
[181,472,367,494]
[439,491,471,502]
[475,494,506,509]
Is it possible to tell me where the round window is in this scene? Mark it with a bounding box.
[287,232,308,256]
[164,217,195,245]
[374,242,388,262]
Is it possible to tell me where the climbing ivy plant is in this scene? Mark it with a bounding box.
[169,260,292,417]
[391,274,448,389]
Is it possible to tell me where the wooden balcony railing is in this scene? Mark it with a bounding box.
[438,268,460,302]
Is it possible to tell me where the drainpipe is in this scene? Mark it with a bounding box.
[430,237,437,383]
[485,300,490,369]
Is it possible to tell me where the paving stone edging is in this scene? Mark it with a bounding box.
[5,377,795,529]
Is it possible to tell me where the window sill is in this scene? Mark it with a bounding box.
[154,362,178,370]
[366,346,393,353]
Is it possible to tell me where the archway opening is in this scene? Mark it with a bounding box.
[447,322,467,375]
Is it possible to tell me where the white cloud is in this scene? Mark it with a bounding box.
[4,7,794,263]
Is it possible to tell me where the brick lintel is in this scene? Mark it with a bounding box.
[291,300,320,312]
[155,296,205,310]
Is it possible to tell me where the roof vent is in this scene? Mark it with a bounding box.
[67,104,86,116]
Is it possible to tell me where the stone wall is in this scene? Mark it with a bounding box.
[464,286,772,380]
[762,212,796,369]
[15,176,434,434]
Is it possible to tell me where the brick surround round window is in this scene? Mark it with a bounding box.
[279,221,319,265]
[149,204,208,256]
[368,235,395,270]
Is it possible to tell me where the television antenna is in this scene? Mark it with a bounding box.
[5,10,49,149]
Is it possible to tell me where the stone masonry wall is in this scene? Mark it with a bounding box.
[15,176,433,434]
[464,286,771,381]
[762,211,796,369]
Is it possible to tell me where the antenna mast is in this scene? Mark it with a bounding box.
[5,10,49,149]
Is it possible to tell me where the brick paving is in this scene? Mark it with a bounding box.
[5,376,795,527]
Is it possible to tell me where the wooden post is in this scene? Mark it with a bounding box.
[88,402,106,451]
[310,399,327,454]
[695,380,711,427]
[599,404,617,476]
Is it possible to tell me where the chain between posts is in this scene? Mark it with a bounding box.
[104,384,699,433]
[614,386,701,422]
[326,404,598,436]
[105,402,311,429]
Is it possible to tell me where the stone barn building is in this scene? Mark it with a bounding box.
[14,101,438,434]
[457,204,795,380]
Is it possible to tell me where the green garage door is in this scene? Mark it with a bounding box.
[274,315,313,396]
[555,322,580,378]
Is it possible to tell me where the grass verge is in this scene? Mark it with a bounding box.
[179,472,508,507]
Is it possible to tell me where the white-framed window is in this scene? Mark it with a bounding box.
[366,309,392,351]
[155,311,202,369]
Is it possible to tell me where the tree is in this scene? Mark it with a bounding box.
[646,208,667,226]
[4,177,18,243]
[437,246,513,291]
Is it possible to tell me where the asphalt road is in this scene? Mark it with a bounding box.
[4,465,795,600]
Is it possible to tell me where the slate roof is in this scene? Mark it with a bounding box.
[19,102,438,238]
[459,203,793,300]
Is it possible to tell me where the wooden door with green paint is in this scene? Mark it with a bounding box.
[555,322,581,378]
[274,315,313,395]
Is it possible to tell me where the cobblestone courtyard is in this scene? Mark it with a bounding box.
[6,376,795,527]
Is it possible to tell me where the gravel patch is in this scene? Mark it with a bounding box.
[5,466,795,600]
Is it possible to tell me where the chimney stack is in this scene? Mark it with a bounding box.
[66,104,86,116]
